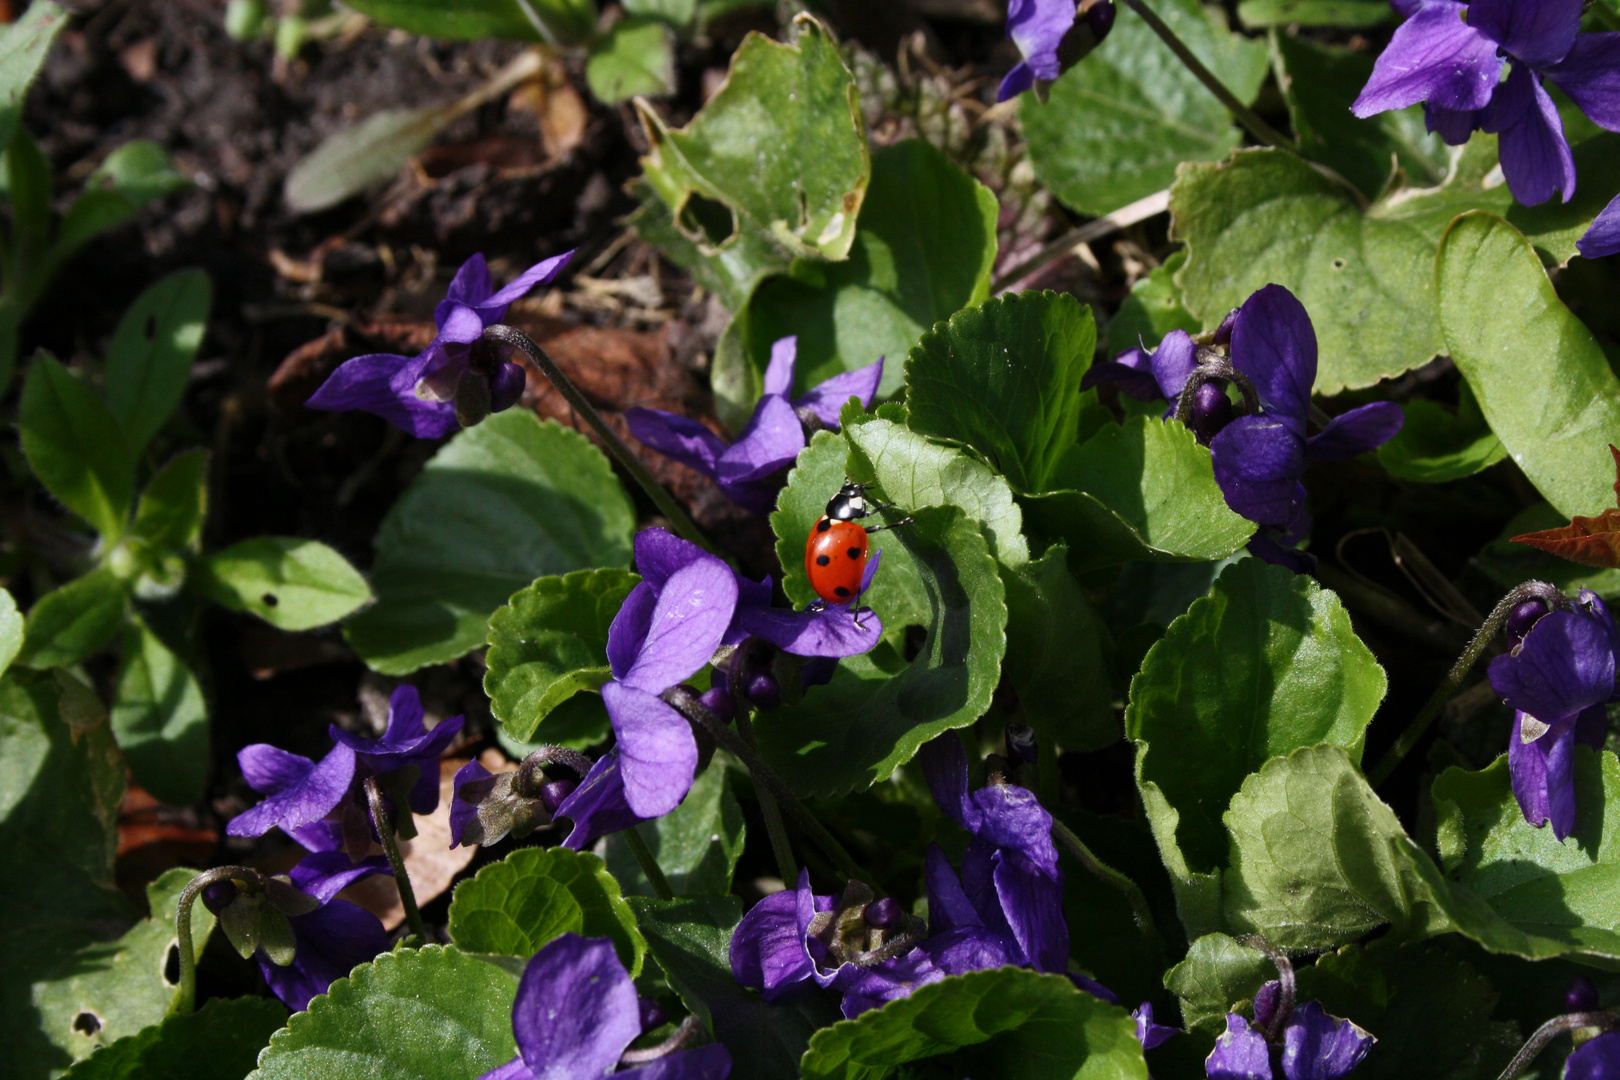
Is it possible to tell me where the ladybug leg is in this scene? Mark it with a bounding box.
[864,516,914,535]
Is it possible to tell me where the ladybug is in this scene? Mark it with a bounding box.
[804,481,910,608]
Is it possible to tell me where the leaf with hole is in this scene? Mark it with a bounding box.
[61,996,287,1080]
[345,412,634,675]
[194,537,371,632]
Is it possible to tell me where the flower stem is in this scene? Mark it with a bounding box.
[481,324,713,552]
[1118,0,1297,151]
[1366,581,1564,787]
[1494,1011,1620,1080]
[1050,819,1167,972]
[171,866,263,1015]
[364,777,426,945]
[736,709,800,884]
[624,824,676,901]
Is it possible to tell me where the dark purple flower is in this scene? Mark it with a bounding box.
[998,0,1078,101]
[307,251,572,437]
[917,733,1068,976]
[227,685,463,852]
[1206,989,1373,1080]
[1580,194,1620,260]
[626,337,882,515]
[257,852,391,1012]
[478,934,731,1080]
[1135,1002,1178,1051]
[555,750,655,851]
[1083,286,1403,570]
[1489,589,1619,839]
[1568,1031,1620,1080]
[1351,0,1620,206]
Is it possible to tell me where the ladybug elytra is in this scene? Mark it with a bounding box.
[804,481,911,608]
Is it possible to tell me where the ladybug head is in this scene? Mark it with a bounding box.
[825,481,870,521]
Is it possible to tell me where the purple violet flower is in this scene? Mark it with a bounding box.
[1580,194,1620,260]
[625,337,882,515]
[998,0,1078,101]
[1135,1002,1179,1051]
[1488,589,1619,840]
[1081,285,1403,570]
[1567,1031,1620,1080]
[307,251,573,437]
[1206,984,1374,1080]
[1350,0,1620,206]
[227,685,464,854]
[479,934,731,1080]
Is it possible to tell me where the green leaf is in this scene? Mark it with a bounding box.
[0,3,67,159]
[42,143,188,289]
[194,537,371,631]
[1438,211,1620,518]
[1164,933,1270,1035]
[632,13,868,309]
[1238,0,1393,25]
[19,352,136,542]
[1172,139,1620,393]
[7,127,53,283]
[625,0,697,26]
[103,270,212,455]
[62,996,286,1080]
[1292,942,1518,1080]
[585,18,675,103]
[284,106,457,214]
[1023,0,1267,217]
[1222,745,1434,951]
[0,587,21,673]
[1273,33,1447,201]
[341,0,594,43]
[1104,250,1200,356]
[447,846,645,975]
[1022,417,1255,574]
[249,945,519,1080]
[1376,382,1506,483]
[605,762,745,897]
[17,568,128,670]
[110,614,208,806]
[128,449,210,557]
[904,291,1094,495]
[31,867,219,1070]
[345,412,634,674]
[628,894,843,1080]
[1001,544,1115,751]
[483,567,639,742]
[800,967,1148,1080]
[716,138,998,414]
[760,426,1009,798]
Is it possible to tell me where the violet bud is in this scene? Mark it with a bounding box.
[1505,598,1549,649]
[745,672,781,711]
[639,997,671,1031]
[490,361,527,414]
[1189,380,1234,443]
[1569,975,1601,1013]
[202,879,240,915]
[541,778,577,814]
[1082,0,1114,45]
[1213,308,1239,346]
[699,685,734,723]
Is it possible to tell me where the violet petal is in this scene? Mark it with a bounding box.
[1578,193,1620,260]
[1544,34,1620,132]
[1207,1014,1273,1080]
[1304,402,1405,461]
[511,934,640,1078]
[555,751,649,850]
[478,250,574,315]
[794,357,885,429]
[616,1043,733,1080]
[1150,330,1199,401]
[1209,415,1308,528]
[1279,1000,1375,1080]
[731,603,882,658]
[1483,64,1575,206]
[625,408,727,479]
[619,559,739,695]
[1467,0,1581,69]
[1509,712,1581,839]
[1566,1031,1620,1080]
[608,582,660,683]
[1230,285,1316,429]
[716,395,805,488]
[1350,1,1500,116]
[602,682,699,818]
[227,743,358,839]
[286,850,391,903]
[259,899,388,1013]
[729,877,816,999]
[762,336,797,398]
[1487,605,1618,724]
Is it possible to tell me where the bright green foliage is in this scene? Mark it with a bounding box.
[61,996,286,1080]
[345,412,634,674]
[1164,933,1270,1035]
[110,616,208,806]
[1438,211,1620,518]
[586,18,676,102]
[249,946,520,1080]
[483,568,639,741]
[629,894,843,1080]
[1001,545,1116,751]
[124,450,210,585]
[1023,0,1266,217]
[0,587,20,672]
[339,0,595,43]
[1105,250,1199,356]
[799,967,1149,1080]
[1293,943,1518,1080]
[194,537,372,632]
[760,429,1008,797]
[16,568,126,670]
[0,3,66,156]
[31,868,218,1071]
[447,847,645,975]
[605,762,745,897]
[19,353,135,542]
[103,270,211,455]
[1022,417,1254,573]
[905,291,1094,495]
[718,138,998,413]
[631,14,868,309]
[1237,0,1392,26]
[1377,382,1506,483]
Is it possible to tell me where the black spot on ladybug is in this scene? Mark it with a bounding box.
[847,547,861,559]
[834,586,851,598]
[816,554,831,566]
[816,519,831,532]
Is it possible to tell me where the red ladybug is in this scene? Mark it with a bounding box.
[804,481,910,608]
